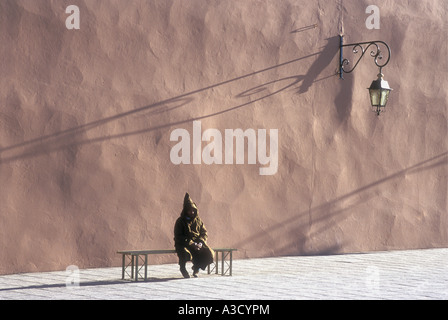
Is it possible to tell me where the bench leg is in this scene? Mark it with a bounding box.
[221,251,225,276]
[131,255,135,279]
[216,251,219,275]
[121,254,125,280]
[135,254,139,282]
[230,250,233,276]
[219,250,233,276]
[144,254,148,281]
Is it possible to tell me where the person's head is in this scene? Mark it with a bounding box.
[182,192,198,220]
[186,207,196,219]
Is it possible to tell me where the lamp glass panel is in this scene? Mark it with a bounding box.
[380,89,390,107]
[369,89,381,107]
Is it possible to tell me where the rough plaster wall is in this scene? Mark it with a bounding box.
[0,0,446,274]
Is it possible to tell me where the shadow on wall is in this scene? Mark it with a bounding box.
[0,37,339,164]
[290,24,319,34]
[295,35,353,123]
[298,36,339,94]
[232,151,448,256]
[0,25,341,273]
[334,70,354,122]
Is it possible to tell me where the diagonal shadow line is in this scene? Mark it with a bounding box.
[290,24,318,33]
[232,151,448,251]
[0,67,341,164]
[0,75,308,164]
[0,52,320,155]
[0,96,194,155]
[0,37,341,164]
[274,192,377,256]
[0,277,182,292]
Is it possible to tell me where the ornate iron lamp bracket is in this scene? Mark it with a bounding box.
[339,35,391,79]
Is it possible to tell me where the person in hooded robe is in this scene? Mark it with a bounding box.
[174,193,214,278]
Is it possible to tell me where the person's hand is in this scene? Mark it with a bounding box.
[194,242,202,250]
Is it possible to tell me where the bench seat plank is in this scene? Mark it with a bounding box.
[117,249,176,255]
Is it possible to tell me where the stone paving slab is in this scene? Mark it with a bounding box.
[0,248,447,300]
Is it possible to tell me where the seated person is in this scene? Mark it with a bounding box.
[174,193,214,278]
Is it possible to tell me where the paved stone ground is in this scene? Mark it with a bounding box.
[0,248,447,300]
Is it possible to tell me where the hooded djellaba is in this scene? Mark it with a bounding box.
[174,193,214,278]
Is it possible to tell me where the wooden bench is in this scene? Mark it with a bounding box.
[117,248,237,281]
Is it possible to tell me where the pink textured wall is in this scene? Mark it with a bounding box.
[0,0,446,274]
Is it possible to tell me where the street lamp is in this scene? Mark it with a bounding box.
[339,35,393,116]
[368,71,392,116]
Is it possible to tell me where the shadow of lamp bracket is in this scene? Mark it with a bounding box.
[339,35,392,116]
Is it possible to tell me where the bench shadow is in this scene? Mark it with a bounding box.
[0,277,185,291]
